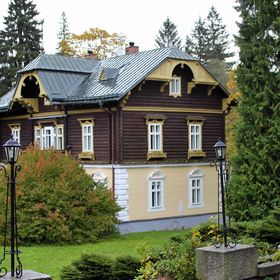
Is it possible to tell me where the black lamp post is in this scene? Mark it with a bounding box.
[0,136,22,278]
[211,139,234,248]
[213,139,228,247]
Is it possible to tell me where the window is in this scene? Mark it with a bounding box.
[187,119,206,159]
[78,119,94,160]
[34,127,41,146]
[148,171,164,211]
[34,125,64,150]
[169,75,181,97]
[11,127,20,144]
[44,97,51,106]
[188,169,204,208]
[92,172,107,184]
[190,124,201,151]
[146,119,167,160]
[149,123,161,151]
[8,124,21,144]
[82,123,93,152]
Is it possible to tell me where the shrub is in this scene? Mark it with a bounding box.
[136,232,204,280]
[232,207,280,244]
[114,255,141,280]
[0,146,121,244]
[60,254,114,280]
[60,253,140,280]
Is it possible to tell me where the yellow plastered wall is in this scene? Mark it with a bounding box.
[127,165,218,221]
[83,164,218,222]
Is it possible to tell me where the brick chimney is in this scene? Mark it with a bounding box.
[125,42,139,55]
[86,50,97,59]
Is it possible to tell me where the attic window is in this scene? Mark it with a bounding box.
[99,68,120,81]
[169,75,181,97]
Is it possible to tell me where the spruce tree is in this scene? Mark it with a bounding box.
[228,0,280,221]
[185,17,209,64]
[185,6,234,68]
[0,0,43,96]
[155,17,182,49]
[57,11,70,55]
[206,6,234,63]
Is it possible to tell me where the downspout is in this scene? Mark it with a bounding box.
[99,100,115,197]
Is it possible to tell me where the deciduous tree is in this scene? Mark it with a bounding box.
[0,0,43,96]
[63,28,126,58]
[0,147,120,244]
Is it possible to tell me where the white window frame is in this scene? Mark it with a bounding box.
[34,126,41,147]
[169,75,181,97]
[82,122,94,153]
[188,169,204,208]
[148,123,162,152]
[11,126,21,144]
[189,123,202,151]
[44,97,51,106]
[148,171,165,211]
[146,119,167,160]
[42,126,55,149]
[34,124,64,150]
[56,125,64,150]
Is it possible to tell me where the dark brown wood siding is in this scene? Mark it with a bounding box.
[121,111,223,162]
[67,112,110,162]
[38,98,62,113]
[0,118,32,159]
[126,81,222,110]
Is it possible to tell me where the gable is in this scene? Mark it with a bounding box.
[146,59,221,96]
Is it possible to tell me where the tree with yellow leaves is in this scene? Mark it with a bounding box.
[225,69,240,159]
[60,27,126,58]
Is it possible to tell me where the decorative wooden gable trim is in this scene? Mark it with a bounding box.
[146,59,218,95]
[12,72,48,113]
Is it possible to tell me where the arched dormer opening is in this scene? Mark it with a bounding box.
[171,63,194,82]
[21,75,40,98]
[11,73,47,113]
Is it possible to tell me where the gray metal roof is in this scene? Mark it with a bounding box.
[0,89,15,112]
[0,47,228,110]
[19,54,100,74]
[62,47,197,103]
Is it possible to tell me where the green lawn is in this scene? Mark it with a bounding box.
[1,230,187,280]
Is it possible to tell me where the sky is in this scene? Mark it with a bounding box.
[0,0,240,55]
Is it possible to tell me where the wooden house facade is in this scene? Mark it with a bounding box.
[0,45,229,232]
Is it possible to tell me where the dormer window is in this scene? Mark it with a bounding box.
[169,75,181,97]
[44,97,51,106]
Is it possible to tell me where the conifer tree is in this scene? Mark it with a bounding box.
[185,6,234,67]
[57,11,71,55]
[0,0,43,96]
[228,0,280,221]
[155,17,182,49]
[206,6,234,63]
[185,17,209,64]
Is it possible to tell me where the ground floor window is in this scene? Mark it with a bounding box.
[148,171,165,211]
[188,169,204,208]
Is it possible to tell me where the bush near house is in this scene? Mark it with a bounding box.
[0,146,121,244]
[60,253,141,280]
[135,217,280,280]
